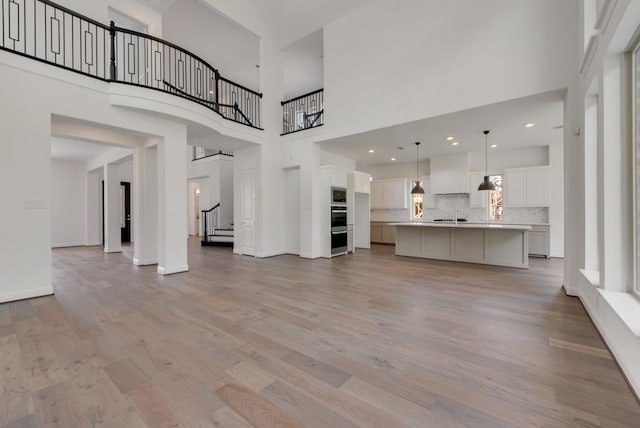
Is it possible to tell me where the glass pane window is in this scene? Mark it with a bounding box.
[489,175,503,221]
[412,180,424,219]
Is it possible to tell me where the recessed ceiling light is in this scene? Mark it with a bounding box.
[368,149,375,153]
[446,136,454,141]
[524,122,535,128]
[390,157,396,161]
[451,141,459,146]
[490,144,497,148]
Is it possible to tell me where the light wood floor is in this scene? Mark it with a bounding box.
[1,240,639,427]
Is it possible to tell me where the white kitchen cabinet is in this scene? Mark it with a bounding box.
[353,171,371,194]
[421,176,436,209]
[528,225,550,258]
[370,181,384,208]
[371,178,408,209]
[504,166,549,207]
[322,165,348,188]
[524,167,549,206]
[468,172,488,208]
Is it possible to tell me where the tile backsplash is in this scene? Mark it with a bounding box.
[372,193,548,224]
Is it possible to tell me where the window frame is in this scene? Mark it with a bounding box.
[633,42,640,298]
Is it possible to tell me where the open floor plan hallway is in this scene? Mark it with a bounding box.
[1,241,639,427]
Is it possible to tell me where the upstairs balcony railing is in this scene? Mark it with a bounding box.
[0,0,262,129]
[281,88,323,135]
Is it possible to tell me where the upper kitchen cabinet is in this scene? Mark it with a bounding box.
[504,166,549,207]
[353,171,371,194]
[371,178,408,209]
[321,165,348,188]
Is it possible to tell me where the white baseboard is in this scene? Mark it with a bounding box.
[133,258,158,266]
[157,265,189,275]
[52,241,85,248]
[0,286,54,304]
[578,274,640,398]
[104,246,122,254]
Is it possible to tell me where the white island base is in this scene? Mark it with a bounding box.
[391,223,531,269]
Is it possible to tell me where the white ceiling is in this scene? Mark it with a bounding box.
[246,0,371,48]
[318,90,565,168]
[51,137,117,162]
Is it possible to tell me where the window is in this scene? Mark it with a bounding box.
[489,175,503,221]
[412,180,424,219]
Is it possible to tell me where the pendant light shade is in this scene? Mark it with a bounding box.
[411,142,425,195]
[478,130,496,191]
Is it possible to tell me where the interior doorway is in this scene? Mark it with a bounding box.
[120,182,131,243]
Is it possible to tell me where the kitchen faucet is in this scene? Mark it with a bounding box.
[455,209,459,224]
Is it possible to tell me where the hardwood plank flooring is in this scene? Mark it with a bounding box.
[1,240,639,427]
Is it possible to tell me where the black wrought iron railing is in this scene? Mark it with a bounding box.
[192,146,233,161]
[201,203,220,245]
[0,0,262,129]
[281,88,324,135]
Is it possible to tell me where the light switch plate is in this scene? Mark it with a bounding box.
[24,200,48,209]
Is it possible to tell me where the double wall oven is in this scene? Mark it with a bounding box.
[331,187,348,256]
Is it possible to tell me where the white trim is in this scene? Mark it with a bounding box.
[578,271,640,397]
[52,241,86,248]
[157,265,189,275]
[579,268,601,286]
[133,258,158,266]
[599,290,640,337]
[580,34,600,75]
[594,0,617,33]
[0,287,54,304]
[104,247,122,253]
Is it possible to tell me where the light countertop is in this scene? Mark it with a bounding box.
[388,222,532,231]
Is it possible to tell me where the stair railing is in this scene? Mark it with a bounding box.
[0,0,262,129]
[281,88,324,135]
[201,203,220,245]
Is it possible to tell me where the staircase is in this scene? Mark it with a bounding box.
[201,203,234,246]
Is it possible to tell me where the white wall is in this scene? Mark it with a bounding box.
[323,0,579,140]
[283,168,301,254]
[51,160,86,247]
[319,149,356,171]
[283,30,324,99]
[163,0,260,89]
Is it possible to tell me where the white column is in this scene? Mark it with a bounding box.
[85,170,101,246]
[103,163,122,253]
[600,56,626,291]
[133,143,158,265]
[548,142,564,258]
[157,131,188,274]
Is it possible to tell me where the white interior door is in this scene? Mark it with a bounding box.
[241,168,256,256]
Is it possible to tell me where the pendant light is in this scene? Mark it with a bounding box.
[478,130,496,191]
[411,141,425,195]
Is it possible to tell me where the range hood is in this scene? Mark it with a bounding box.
[430,152,470,194]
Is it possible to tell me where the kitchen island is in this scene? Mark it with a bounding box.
[389,222,532,269]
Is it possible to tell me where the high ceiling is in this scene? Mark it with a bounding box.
[318,90,565,168]
[246,0,371,48]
